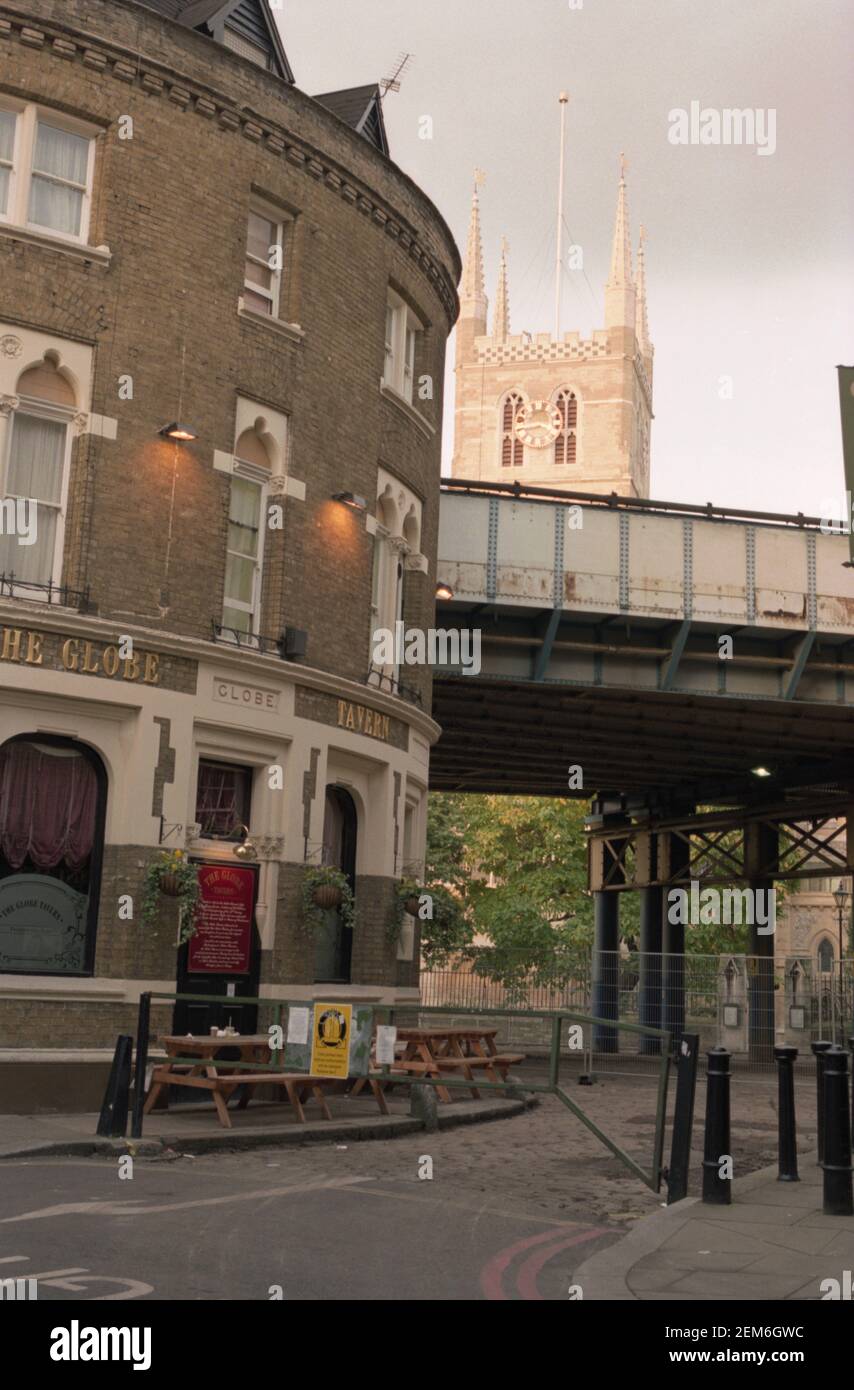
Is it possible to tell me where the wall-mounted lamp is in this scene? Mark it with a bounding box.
[331,491,368,511]
[750,766,773,778]
[159,422,199,441]
[435,581,454,601]
[232,824,258,861]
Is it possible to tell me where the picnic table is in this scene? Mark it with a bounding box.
[143,1034,388,1129]
[356,1026,526,1102]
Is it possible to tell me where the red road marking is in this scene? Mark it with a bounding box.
[515,1227,609,1301]
[481,1225,610,1301]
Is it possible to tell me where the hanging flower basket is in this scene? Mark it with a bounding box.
[300,865,357,936]
[404,894,421,917]
[312,884,343,910]
[141,849,200,943]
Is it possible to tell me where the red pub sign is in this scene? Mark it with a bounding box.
[188,864,255,974]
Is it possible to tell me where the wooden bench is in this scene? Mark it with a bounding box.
[144,1067,389,1129]
[366,1051,526,1101]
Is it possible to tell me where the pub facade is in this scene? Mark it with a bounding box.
[0,0,459,1105]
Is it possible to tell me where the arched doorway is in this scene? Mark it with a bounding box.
[314,786,357,983]
[0,734,107,974]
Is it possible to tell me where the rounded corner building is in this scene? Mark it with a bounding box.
[0,0,460,1108]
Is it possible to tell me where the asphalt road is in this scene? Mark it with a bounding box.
[0,1146,622,1302]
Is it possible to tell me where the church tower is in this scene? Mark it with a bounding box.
[452,154,653,498]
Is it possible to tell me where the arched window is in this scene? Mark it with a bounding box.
[554,389,577,466]
[222,419,273,636]
[500,393,524,470]
[0,352,78,596]
[315,786,358,983]
[0,735,106,975]
[369,472,423,688]
[818,938,835,974]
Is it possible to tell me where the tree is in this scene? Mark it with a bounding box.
[425,793,786,984]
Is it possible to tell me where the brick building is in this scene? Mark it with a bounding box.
[0,0,460,1105]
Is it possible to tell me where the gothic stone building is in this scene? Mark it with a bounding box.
[452,165,653,498]
[0,0,459,1107]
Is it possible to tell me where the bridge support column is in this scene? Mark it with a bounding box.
[590,814,626,1054]
[639,887,663,1055]
[593,889,620,1053]
[662,832,691,1043]
[747,822,778,1065]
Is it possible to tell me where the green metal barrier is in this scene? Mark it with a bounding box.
[132,991,672,1190]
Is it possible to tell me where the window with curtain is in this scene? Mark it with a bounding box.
[501,393,524,469]
[0,410,66,586]
[223,474,264,634]
[0,109,15,218]
[554,389,578,466]
[0,737,105,975]
[195,760,252,840]
[382,290,423,404]
[0,104,94,241]
[28,122,90,238]
[243,207,283,316]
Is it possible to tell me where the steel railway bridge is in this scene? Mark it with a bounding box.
[431,478,854,1055]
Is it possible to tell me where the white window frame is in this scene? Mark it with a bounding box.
[0,100,96,245]
[222,458,269,637]
[243,201,285,319]
[382,290,422,405]
[0,396,75,597]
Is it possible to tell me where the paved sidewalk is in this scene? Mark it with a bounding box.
[0,1092,530,1160]
[574,1154,854,1300]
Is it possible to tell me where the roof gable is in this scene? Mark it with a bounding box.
[314,84,389,156]
[138,0,294,82]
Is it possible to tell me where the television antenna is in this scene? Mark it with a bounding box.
[380,52,413,100]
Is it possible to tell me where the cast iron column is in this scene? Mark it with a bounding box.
[639,859,663,1055]
[662,830,691,1043]
[591,814,625,1054]
[746,821,778,1065]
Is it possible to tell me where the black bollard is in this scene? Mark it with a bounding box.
[812,1040,832,1163]
[774,1044,799,1182]
[702,1047,732,1205]
[849,1038,854,1138]
[96,1034,133,1138]
[130,992,152,1140]
[822,1045,853,1217]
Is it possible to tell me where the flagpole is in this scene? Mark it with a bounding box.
[554,92,569,340]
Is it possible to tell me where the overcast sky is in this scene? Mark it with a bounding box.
[279,0,853,517]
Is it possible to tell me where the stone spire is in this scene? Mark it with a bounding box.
[493,236,510,341]
[604,152,636,333]
[635,224,652,359]
[460,171,488,320]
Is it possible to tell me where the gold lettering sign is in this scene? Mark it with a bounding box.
[336,699,390,742]
[0,626,161,686]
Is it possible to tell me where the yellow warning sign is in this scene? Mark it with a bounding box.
[310,1002,353,1078]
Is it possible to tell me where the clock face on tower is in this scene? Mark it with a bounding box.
[514,398,562,449]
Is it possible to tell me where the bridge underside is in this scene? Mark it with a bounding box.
[431,672,854,812]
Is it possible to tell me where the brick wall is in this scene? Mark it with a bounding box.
[0,0,459,702]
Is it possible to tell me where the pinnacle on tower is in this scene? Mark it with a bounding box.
[460,170,487,315]
[635,224,652,358]
[493,236,510,341]
[607,152,633,287]
[604,152,637,333]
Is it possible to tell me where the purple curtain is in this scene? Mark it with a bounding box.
[0,741,98,871]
